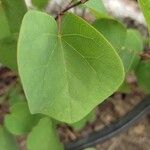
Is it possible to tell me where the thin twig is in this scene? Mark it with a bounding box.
[57,14,62,34]
[55,0,89,20]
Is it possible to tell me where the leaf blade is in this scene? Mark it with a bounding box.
[0,126,18,150]
[27,117,63,150]
[138,0,150,31]
[0,37,17,71]
[5,102,40,135]
[1,0,27,33]
[93,19,143,73]
[136,60,150,93]
[0,4,11,39]
[85,0,108,18]
[32,0,49,9]
[18,11,124,123]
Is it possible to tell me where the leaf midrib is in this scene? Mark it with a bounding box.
[59,36,73,122]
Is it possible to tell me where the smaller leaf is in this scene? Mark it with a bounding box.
[0,4,11,39]
[85,0,108,18]
[32,0,49,9]
[5,102,40,135]
[138,0,150,31]
[119,29,143,73]
[8,85,25,106]
[136,60,150,93]
[0,37,17,71]
[84,148,96,150]
[118,78,131,93]
[118,29,143,93]
[71,110,95,131]
[0,126,18,150]
[1,0,27,33]
[27,117,63,150]
[93,19,143,73]
[0,0,27,71]
[93,18,126,51]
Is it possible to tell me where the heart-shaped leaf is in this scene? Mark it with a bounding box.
[27,117,63,150]
[18,11,124,123]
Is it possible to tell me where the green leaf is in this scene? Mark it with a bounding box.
[93,18,127,51]
[18,11,124,123]
[119,29,143,73]
[32,0,49,9]
[93,19,143,73]
[8,85,25,106]
[5,102,40,135]
[136,60,150,93]
[27,117,63,150]
[0,0,27,71]
[1,0,27,33]
[71,110,95,130]
[0,4,11,39]
[0,37,17,71]
[0,126,18,150]
[85,0,108,18]
[84,148,96,150]
[138,0,150,31]
[118,78,131,93]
